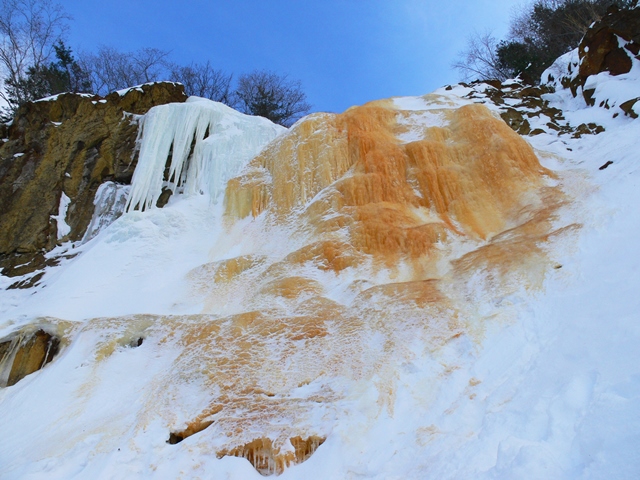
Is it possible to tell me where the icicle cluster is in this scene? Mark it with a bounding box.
[126,97,285,211]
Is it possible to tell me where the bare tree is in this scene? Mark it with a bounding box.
[452,31,511,82]
[509,0,623,44]
[0,0,69,114]
[453,1,637,84]
[234,70,311,127]
[79,46,170,95]
[169,61,233,104]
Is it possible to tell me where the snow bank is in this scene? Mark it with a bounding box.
[541,48,580,88]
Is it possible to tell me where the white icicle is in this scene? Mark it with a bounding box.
[126,97,285,211]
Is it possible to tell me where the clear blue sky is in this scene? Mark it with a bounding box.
[63,0,521,114]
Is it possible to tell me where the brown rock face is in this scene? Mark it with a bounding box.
[620,96,640,118]
[0,82,187,278]
[0,329,60,387]
[578,6,640,101]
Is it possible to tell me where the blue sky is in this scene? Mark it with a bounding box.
[63,0,521,113]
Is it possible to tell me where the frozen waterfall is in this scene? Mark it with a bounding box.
[126,97,285,211]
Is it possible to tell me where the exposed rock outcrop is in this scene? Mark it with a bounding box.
[578,5,640,87]
[0,82,188,280]
[0,328,60,387]
[535,5,640,115]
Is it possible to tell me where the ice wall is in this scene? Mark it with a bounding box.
[225,99,552,253]
[126,97,285,211]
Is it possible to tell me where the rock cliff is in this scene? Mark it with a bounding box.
[0,82,187,282]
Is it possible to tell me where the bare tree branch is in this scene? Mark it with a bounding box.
[79,46,170,95]
[169,61,233,104]
[452,31,511,82]
[0,0,69,113]
[235,70,311,127]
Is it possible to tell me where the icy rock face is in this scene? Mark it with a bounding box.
[226,98,553,241]
[82,182,131,242]
[217,436,326,476]
[126,97,286,211]
[0,328,60,387]
[176,97,565,471]
[0,82,188,279]
[0,92,583,478]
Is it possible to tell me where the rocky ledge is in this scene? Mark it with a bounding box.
[0,82,187,283]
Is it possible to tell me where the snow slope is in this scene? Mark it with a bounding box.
[0,61,639,479]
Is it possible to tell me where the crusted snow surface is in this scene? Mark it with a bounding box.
[126,97,285,211]
[0,74,639,479]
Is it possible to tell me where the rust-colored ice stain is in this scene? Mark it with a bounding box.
[173,98,573,474]
[30,96,578,475]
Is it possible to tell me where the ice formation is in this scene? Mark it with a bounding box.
[83,182,130,242]
[225,99,551,244]
[126,97,285,211]
[51,192,71,239]
[1,65,639,478]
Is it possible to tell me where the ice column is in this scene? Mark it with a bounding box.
[126,97,285,211]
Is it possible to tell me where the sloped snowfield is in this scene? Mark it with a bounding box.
[1,59,639,479]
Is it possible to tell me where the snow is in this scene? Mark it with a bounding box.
[391,94,451,143]
[35,92,95,102]
[583,55,640,111]
[0,86,8,113]
[50,192,72,239]
[1,61,640,479]
[541,49,580,87]
[116,82,182,97]
[392,95,432,111]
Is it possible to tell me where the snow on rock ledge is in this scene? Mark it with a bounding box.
[126,97,286,211]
